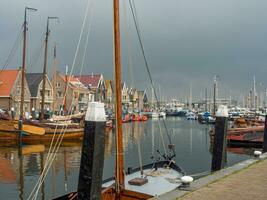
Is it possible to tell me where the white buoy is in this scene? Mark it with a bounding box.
[181,176,193,187]
[254,150,262,158]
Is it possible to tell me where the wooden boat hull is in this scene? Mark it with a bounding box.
[0,120,84,141]
[227,131,263,147]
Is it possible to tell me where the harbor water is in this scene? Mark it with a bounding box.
[0,117,253,199]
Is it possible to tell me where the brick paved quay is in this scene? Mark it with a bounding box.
[155,155,267,200]
[178,158,267,200]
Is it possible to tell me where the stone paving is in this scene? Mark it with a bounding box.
[178,158,267,200]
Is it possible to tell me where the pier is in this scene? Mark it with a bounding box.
[156,153,267,200]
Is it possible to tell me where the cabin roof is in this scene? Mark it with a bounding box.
[76,74,102,89]
[26,73,43,97]
[0,69,19,96]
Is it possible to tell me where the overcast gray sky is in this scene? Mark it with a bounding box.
[1,0,267,102]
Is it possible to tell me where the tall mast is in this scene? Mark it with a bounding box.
[40,17,58,120]
[213,76,217,117]
[205,88,207,111]
[52,44,57,113]
[20,7,37,119]
[189,83,192,110]
[63,65,68,113]
[114,0,125,194]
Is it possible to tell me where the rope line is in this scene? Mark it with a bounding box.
[0,24,23,74]
[79,0,95,78]
[28,0,91,198]
[129,0,175,159]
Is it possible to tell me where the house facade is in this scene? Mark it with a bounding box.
[26,73,53,113]
[105,80,113,108]
[76,74,106,102]
[137,90,148,110]
[122,82,130,107]
[53,72,91,114]
[128,88,139,109]
[0,69,31,117]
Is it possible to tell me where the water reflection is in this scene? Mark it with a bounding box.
[0,118,255,199]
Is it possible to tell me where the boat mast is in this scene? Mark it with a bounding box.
[205,88,207,111]
[20,7,37,119]
[52,44,57,113]
[63,65,68,114]
[213,75,217,117]
[40,17,58,120]
[114,0,125,194]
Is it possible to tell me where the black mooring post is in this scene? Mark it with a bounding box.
[77,102,106,200]
[263,114,267,153]
[211,106,228,172]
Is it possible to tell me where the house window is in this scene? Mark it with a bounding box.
[57,91,63,97]
[17,86,20,95]
[56,83,61,88]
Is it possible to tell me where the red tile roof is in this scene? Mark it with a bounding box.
[0,70,19,96]
[76,74,102,89]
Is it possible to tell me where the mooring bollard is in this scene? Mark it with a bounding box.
[263,114,267,153]
[77,102,106,200]
[211,105,228,172]
[180,176,194,188]
[254,150,262,158]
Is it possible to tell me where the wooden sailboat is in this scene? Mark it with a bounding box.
[0,12,84,141]
[22,16,84,139]
[0,7,46,137]
[55,0,184,199]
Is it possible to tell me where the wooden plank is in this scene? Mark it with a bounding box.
[14,124,45,135]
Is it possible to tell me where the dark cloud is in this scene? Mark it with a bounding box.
[1,0,267,101]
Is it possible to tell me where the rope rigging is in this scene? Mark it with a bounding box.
[28,0,92,199]
[128,0,176,159]
[0,24,24,74]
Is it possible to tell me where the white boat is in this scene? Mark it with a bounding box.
[186,112,197,120]
[151,112,159,118]
[159,111,166,117]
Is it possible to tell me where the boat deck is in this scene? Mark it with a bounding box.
[103,167,183,196]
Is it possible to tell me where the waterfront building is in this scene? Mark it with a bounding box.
[76,74,106,102]
[121,82,130,107]
[26,73,53,113]
[128,88,139,109]
[0,69,31,117]
[104,80,114,108]
[137,90,148,110]
[53,72,90,114]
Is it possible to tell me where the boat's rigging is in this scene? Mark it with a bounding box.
[28,38,46,71]
[0,24,23,74]
[128,0,175,160]
[70,0,91,78]
[79,0,95,79]
[28,1,91,199]
[40,16,59,120]
[122,0,134,88]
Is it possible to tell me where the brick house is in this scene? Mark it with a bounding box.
[76,74,106,102]
[0,69,31,117]
[26,73,53,113]
[53,72,90,114]
[105,80,113,108]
